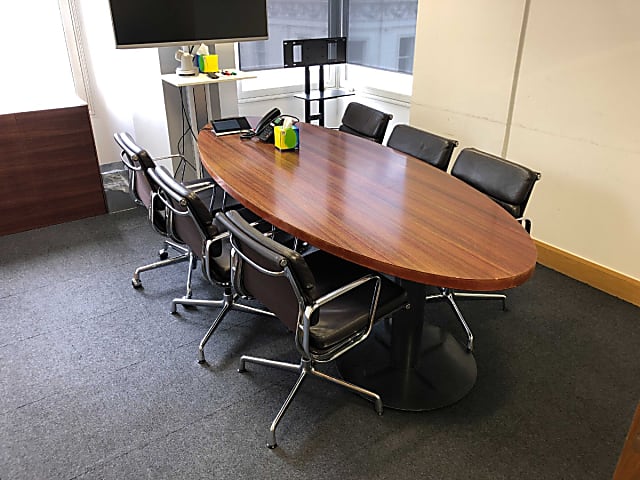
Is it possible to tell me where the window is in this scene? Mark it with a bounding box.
[237,0,417,98]
[239,0,417,74]
[239,0,330,71]
[397,36,415,74]
[346,0,418,74]
[347,39,366,65]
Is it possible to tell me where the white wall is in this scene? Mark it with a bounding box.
[0,1,76,113]
[508,0,640,281]
[411,0,640,281]
[410,0,526,152]
[0,0,172,164]
[68,0,172,165]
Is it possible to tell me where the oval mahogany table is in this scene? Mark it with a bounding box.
[198,120,537,411]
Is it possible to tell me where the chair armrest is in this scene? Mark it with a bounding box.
[203,219,268,261]
[302,273,382,360]
[312,273,381,310]
[119,151,142,171]
[152,188,184,216]
[155,154,196,181]
[156,154,185,162]
[188,182,216,194]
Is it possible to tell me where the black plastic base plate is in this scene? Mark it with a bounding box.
[337,323,477,411]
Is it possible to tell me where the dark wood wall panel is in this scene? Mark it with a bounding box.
[0,105,107,236]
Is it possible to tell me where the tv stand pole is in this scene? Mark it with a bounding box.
[285,37,353,127]
[298,65,353,127]
[304,65,325,125]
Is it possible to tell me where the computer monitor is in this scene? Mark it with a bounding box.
[108,0,268,49]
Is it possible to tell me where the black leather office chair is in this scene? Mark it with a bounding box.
[426,147,541,351]
[338,102,393,144]
[387,124,459,171]
[114,132,193,288]
[115,132,244,293]
[217,210,409,449]
[149,166,274,364]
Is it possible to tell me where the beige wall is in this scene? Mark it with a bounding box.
[411,0,640,281]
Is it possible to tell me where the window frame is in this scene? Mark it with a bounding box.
[236,0,416,102]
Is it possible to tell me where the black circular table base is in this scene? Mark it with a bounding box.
[337,323,477,411]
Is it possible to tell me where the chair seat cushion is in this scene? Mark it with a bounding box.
[304,252,408,351]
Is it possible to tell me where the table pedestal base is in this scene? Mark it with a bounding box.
[337,322,477,411]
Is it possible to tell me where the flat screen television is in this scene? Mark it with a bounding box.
[108,0,268,49]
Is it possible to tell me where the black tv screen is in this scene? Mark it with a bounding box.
[108,0,268,48]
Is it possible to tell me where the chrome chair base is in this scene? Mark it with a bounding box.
[131,240,189,288]
[454,291,507,310]
[172,288,275,364]
[238,356,383,449]
[425,288,507,352]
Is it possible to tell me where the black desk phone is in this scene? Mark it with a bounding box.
[248,108,299,143]
[252,108,282,143]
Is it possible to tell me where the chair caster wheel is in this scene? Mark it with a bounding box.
[158,250,169,260]
[132,279,142,289]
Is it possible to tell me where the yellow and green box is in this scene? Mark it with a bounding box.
[198,54,219,73]
[274,125,299,151]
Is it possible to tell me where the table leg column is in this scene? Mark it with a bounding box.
[337,279,477,411]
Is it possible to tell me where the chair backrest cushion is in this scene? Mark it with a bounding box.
[114,132,155,170]
[451,148,540,218]
[114,132,157,208]
[150,166,217,255]
[338,102,392,144]
[217,210,316,331]
[387,124,458,171]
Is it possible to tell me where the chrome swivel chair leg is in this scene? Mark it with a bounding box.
[171,288,224,314]
[184,252,197,300]
[426,288,474,352]
[196,296,275,363]
[239,356,383,449]
[197,294,232,364]
[173,285,276,363]
[453,291,507,310]
[131,250,189,288]
[159,240,188,260]
[238,356,301,374]
[267,369,308,449]
[312,368,384,415]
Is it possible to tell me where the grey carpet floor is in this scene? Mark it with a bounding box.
[0,208,638,479]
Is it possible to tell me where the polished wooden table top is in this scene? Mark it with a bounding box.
[198,121,536,292]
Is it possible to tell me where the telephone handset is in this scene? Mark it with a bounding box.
[253,108,281,143]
